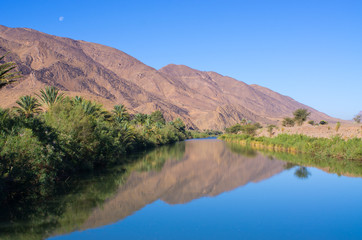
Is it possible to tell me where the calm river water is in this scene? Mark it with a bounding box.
[1,138,362,240]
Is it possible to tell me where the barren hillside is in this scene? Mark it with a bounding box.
[0,25,339,129]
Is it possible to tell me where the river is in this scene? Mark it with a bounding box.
[1,138,362,239]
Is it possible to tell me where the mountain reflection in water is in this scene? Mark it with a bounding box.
[81,139,285,230]
[4,138,362,240]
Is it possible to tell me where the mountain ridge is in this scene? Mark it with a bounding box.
[0,25,340,129]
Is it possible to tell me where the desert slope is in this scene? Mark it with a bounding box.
[0,25,339,129]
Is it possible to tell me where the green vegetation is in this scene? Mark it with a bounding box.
[335,121,341,132]
[0,54,21,89]
[282,108,311,127]
[225,122,261,136]
[261,150,362,178]
[226,142,362,179]
[267,124,277,137]
[354,114,361,124]
[282,117,295,127]
[308,120,315,126]
[0,142,186,240]
[220,134,362,161]
[189,129,223,138]
[36,86,64,109]
[319,120,328,125]
[0,88,190,203]
[293,108,311,126]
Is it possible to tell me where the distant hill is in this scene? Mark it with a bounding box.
[0,25,339,129]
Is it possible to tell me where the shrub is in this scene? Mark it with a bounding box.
[282,117,295,127]
[240,124,259,136]
[225,124,243,134]
[253,122,263,129]
[267,125,277,137]
[335,122,341,132]
[293,108,311,126]
[308,120,315,126]
[354,114,361,124]
[320,120,328,125]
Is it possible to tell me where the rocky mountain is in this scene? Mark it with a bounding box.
[0,25,338,129]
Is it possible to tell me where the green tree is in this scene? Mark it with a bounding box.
[73,98,109,119]
[293,108,311,126]
[353,114,361,124]
[36,86,64,109]
[282,117,295,127]
[133,113,148,125]
[73,96,84,104]
[0,54,21,89]
[173,118,186,132]
[150,110,166,125]
[240,124,259,136]
[225,124,243,134]
[112,104,130,123]
[14,95,42,118]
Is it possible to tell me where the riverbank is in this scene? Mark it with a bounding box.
[0,90,191,203]
[220,134,362,161]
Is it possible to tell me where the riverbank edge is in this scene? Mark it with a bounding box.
[219,134,362,161]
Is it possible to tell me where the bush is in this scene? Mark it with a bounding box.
[353,114,361,124]
[293,108,311,126]
[240,124,259,136]
[320,120,328,125]
[335,122,341,132]
[282,117,295,127]
[225,124,243,134]
[267,125,277,137]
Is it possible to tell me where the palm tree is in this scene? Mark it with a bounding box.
[36,86,64,108]
[0,108,11,132]
[133,113,147,125]
[73,96,84,104]
[74,98,110,119]
[14,95,42,118]
[0,54,21,89]
[112,104,130,123]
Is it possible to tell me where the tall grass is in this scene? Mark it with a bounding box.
[220,134,362,161]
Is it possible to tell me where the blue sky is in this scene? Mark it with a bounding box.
[1,0,361,119]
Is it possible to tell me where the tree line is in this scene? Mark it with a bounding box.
[0,85,190,201]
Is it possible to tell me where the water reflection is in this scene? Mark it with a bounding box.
[2,138,362,240]
[294,166,311,179]
[80,139,285,230]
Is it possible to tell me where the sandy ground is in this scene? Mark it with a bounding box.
[257,123,362,139]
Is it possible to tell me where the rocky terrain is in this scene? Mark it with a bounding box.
[258,123,362,139]
[0,25,339,129]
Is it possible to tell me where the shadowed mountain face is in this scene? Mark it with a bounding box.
[80,139,285,230]
[0,25,337,129]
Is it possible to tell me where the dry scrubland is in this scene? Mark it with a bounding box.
[258,123,362,139]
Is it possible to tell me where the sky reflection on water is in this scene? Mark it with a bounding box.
[48,139,362,240]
